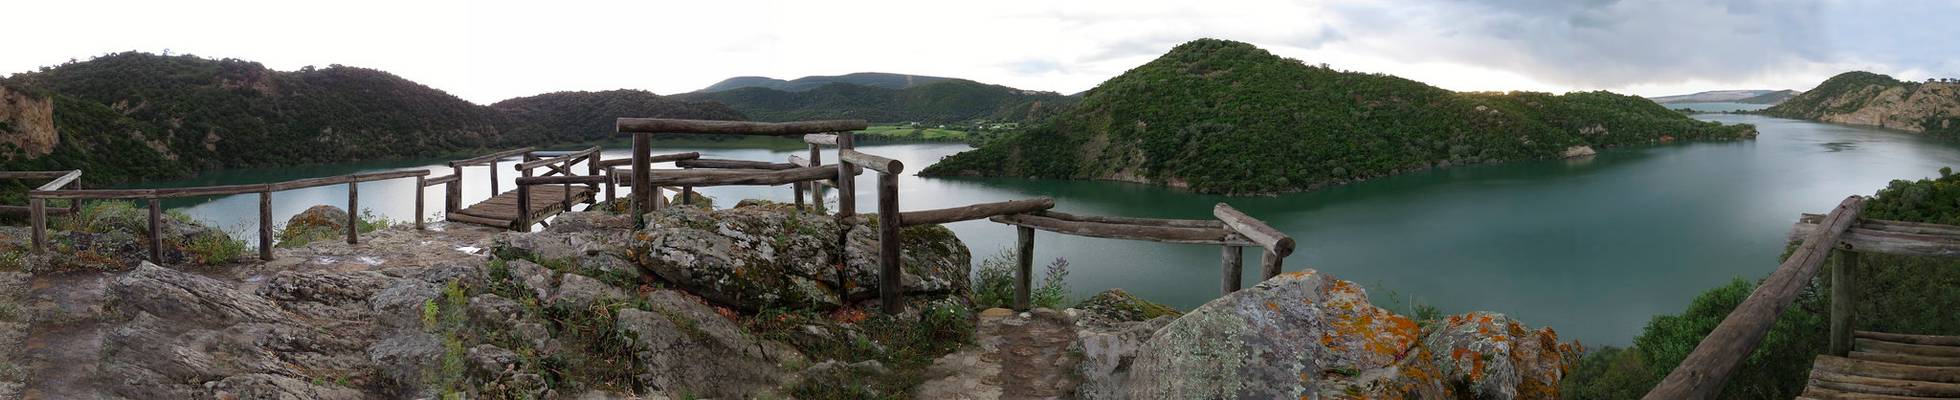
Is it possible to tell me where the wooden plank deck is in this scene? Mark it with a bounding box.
[447,185,596,230]
[1799,331,1960,399]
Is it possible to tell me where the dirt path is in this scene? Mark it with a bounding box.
[919,308,1083,400]
[20,272,111,399]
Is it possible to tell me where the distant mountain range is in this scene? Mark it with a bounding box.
[0,52,741,185]
[1648,89,1800,104]
[672,79,1072,124]
[1762,71,1960,137]
[921,39,1757,194]
[696,72,956,93]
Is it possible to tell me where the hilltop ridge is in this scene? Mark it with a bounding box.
[1761,71,1960,137]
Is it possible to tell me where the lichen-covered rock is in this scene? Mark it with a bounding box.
[1125,270,1577,399]
[276,205,351,247]
[1072,288,1180,325]
[634,202,969,311]
[1128,270,1443,399]
[615,290,805,398]
[1424,312,1577,399]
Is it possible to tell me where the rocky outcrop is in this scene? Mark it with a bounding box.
[32,203,230,270]
[1765,72,1960,134]
[616,290,805,398]
[1126,270,1577,399]
[1561,145,1597,158]
[627,201,969,311]
[0,84,58,159]
[1068,289,1180,400]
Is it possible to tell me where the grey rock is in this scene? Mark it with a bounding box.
[111,262,285,325]
[211,373,364,400]
[368,279,438,331]
[550,273,631,310]
[369,333,442,388]
[615,290,805,398]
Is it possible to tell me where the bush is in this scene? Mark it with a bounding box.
[184,232,247,266]
[971,247,1071,309]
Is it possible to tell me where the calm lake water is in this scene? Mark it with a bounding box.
[135,111,1960,346]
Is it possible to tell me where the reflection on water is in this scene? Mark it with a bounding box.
[136,115,1960,346]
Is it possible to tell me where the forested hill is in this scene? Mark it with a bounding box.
[0,52,741,185]
[1761,71,1960,137]
[671,79,1075,123]
[697,72,954,93]
[920,39,1758,195]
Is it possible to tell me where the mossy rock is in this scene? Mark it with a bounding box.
[1074,288,1180,322]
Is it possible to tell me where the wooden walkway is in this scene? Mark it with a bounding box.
[1800,331,1960,399]
[446,185,595,230]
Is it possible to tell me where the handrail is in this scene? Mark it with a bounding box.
[448,147,534,167]
[35,170,81,191]
[1643,195,1866,399]
[517,146,599,170]
[676,158,799,170]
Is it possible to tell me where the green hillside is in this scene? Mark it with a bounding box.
[920,39,1757,194]
[1760,71,1960,138]
[698,72,955,93]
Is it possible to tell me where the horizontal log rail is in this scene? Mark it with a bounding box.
[517,146,600,170]
[1215,204,1295,257]
[647,165,854,187]
[1645,195,1866,400]
[840,149,903,175]
[0,171,83,179]
[804,133,838,145]
[989,213,1255,246]
[515,175,610,185]
[35,170,82,192]
[448,147,534,167]
[676,159,799,170]
[1032,210,1224,229]
[1792,213,1960,257]
[617,118,867,135]
[424,175,460,186]
[898,198,1055,227]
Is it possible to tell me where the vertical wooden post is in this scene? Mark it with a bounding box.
[604,167,617,203]
[793,180,805,212]
[29,198,46,254]
[1260,249,1283,280]
[414,176,426,230]
[346,182,359,245]
[586,153,602,206]
[259,191,273,260]
[835,131,856,218]
[518,165,533,232]
[559,159,572,211]
[682,186,694,207]
[1222,245,1244,294]
[1830,249,1859,356]
[488,159,500,196]
[632,132,652,217]
[810,143,826,214]
[878,173,903,315]
[448,166,463,214]
[1015,225,1034,310]
[148,198,162,263]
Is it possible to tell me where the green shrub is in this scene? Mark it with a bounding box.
[971,247,1071,309]
[184,232,247,266]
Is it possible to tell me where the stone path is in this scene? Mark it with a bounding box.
[918,308,1083,400]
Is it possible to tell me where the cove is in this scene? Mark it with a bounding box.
[131,113,1960,346]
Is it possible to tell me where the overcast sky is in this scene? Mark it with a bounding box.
[7,0,1955,104]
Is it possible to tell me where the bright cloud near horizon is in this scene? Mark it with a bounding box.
[6,0,1955,104]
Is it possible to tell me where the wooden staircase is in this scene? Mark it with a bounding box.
[1800,331,1960,399]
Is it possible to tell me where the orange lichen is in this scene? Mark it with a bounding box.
[1267,301,1280,311]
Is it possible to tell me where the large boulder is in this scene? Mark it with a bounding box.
[633,202,969,311]
[615,290,804,398]
[277,205,351,247]
[1127,270,1577,399]
[1068,289,1181,400]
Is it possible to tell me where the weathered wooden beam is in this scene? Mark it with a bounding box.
[1813,355,1960,384]
[617,118,867,135]
[1644,195,1865,400]
[840,149,903,175]
[898,198,1056,227]
[424,175,460,186]
[804,133,838,145]
[346,182,359,245]
[1260,248,1284,280]
[414,176,427,231]
[878,173,902,315]
[835,132,857,218]
[448,147,534,167]
[517,146,600,170]
[29,198,45,254]
[515,175,609,185]
[260,191,274,260]
[1858,330,1960,346]
[1214,203,1294,257]
[1790,218,1960,258]
[647,165,855,187]
[1033,210,1224,229]
[0,171,82,179]
[989,214,1253,245]
[1222,246,1243,294]
[1016,226,1034,311]
[677,159,799,170]
[268,169,430,192]
[633,133,653,216]
[34,170,81,192]
[1831,250,1857,357]
[1807,368,1960,397]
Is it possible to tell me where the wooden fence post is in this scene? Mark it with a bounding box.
[1830,249,1858,356]
[835,132,856,218]
[878,172,903,314]
[811,142,827,214]
[489,159,500,196]
[1260,249,1283,280]
[346,182,359,245]
[632,132,652,218]
[1016,225,1035,310]
[259,191,274,260]
[517,168,533,233]
[29,198,45,254]
[148,198,162,263]
[1222,245,1243,294]
[414,176,426,230]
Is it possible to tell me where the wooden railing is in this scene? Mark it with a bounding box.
[616,118,1297,315]
[24,169,439,262]
[1643,196,1865,399]
[4,170,83,255]
[509,146,602,231]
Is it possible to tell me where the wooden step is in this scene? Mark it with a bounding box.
[1808,369,1960,398]
[1850,351,1960,368]
[1815,355,1960,383]
[1861,331,1960,347]
[446,212,513,228]
[1860,338,1960,358]
[1800,385,1948,400]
